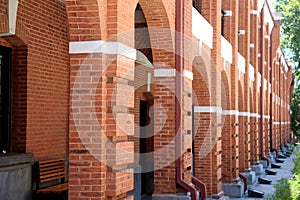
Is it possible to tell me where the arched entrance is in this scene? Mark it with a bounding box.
[131,3,155,198]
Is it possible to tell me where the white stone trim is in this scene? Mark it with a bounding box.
[183,70,193,80]
[258,73,261,87]
[194,106,222,114]
[264,78,267,91]
[239,112,250,117]
[0,0,18,36]
[238,52,246,74]
[69,40,137,60]
[198,40,203,56]
[250,10,259,15]
[154,69,176,77]
[250,113,260,118]
[221,36,233,64]
[263,115,270,119]
[249,64,255,81]
[192,7,213,49]
[273,121,291,125]
[222,110,239,116]
[256,113,261,118]
[264,4,274,34]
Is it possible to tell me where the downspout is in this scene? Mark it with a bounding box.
[175,1,207,199]
[269,34,273,152]
[259,7,264,157]
[278,60,281,147]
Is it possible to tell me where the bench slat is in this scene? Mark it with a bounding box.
[40,172,66,182]
[40,168,65,176]
[36,182,68,194]
[39,161,65,168]
[34,157,68,194]
[39,158,65,165]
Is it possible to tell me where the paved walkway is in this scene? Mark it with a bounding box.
[230,151,296,200]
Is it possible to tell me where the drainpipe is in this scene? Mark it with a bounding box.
[269,34,273,152]
[259,7,264,158]
[278,60,281,147]
[175,1,207,199]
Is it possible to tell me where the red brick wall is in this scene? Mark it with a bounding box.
[0,0,293,199]
[0,0,69,159]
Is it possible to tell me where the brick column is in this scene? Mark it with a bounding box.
[221,0,240,184]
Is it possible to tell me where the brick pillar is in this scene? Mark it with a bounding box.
[238,0,251,170]
[221,0,240,183]
[66,1,110,199]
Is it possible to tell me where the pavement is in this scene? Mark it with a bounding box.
[229,151,296,200]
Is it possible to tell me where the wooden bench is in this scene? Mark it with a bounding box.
[33,158,68,200]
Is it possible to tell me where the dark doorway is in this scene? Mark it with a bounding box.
[134,3,154,198]
[192,104,195,175]
[0,46,11,152]
[140,97,154,196]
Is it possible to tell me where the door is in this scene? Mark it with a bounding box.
[140,100,154,196]
[0,46,11,152]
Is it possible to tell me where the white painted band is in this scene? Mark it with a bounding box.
[239,112,250,117]
[154,69,176,77]
[183,70,193,80]
[69,40,137,60]
[222,110,239,116]
[194,106,222,113]
[0,0,18,36]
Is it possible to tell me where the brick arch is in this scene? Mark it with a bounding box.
[192,56,214,195]
[137,0,174,66]
[249,90,257,163]
[221,71,230,111]
[65,0,105,41]
[238,81,244,110]
[132,0,177,194]
[221,71,234,183]
[238,80,246,171]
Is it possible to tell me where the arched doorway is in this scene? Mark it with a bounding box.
[131,3,155,198]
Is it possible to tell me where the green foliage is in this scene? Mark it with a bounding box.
[290,152,300,199]
[291,87,300,137]
[270,148,300,200]
[275,0,300,72]
[273,178,293,200]
[275,0,300,138]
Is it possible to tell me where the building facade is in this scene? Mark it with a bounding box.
[0,0,293,199]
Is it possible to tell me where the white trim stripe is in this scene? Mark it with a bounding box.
[154,69,176,77]
[239,112,250,117]
[183,70,193,80]
[222,110,239,116]
[273,122,291,125]
[194,106,222,113]
[192,8,213,49]
[69,40,137,60]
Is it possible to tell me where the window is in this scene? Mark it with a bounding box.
[0,46,11,152]
[221,9,225,36]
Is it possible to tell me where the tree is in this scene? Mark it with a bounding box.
[275,0,300,75]
[291,85,300,137]
[275,0,300,138]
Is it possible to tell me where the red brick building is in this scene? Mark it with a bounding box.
[0,0,293,199]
